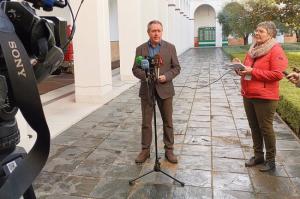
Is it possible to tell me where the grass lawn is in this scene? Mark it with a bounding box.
[223,44,300,137]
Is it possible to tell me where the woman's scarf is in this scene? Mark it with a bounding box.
[248,38,277,59]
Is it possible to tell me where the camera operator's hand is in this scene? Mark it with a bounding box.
[158,75,167,83]
[287,72,300,85]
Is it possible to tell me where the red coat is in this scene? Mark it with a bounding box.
[241,43,288,100]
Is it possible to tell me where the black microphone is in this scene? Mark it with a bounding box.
[283,71,289,76]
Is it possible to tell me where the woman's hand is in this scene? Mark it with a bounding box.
[232,58,244,76]
[239,67,253,76]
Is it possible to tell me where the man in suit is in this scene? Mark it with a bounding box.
[132,20,181,164]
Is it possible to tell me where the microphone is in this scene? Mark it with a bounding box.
[283,71,289,76]
[141,59,150,71]
[135,55,143,66]
[153,54,163,67]
[141,58,150,80]
[153,54,163,80]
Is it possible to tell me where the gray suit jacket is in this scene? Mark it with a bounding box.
[132,40,181,99]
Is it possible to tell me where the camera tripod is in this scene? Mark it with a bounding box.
[129,69,184,187]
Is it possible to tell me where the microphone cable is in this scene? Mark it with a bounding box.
[174,69,233,90]
[62,0,85,50]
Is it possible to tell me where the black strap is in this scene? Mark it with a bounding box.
[0,22,50,198]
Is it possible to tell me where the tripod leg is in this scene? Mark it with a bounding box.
[23,185,36,199]
[129,170,155,185]
[159,170,185,187]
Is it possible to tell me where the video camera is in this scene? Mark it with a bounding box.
[0,0,71,198]
[2,0,68,82]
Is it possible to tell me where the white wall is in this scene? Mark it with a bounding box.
[109,0,119,41]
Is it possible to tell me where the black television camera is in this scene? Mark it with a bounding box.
[0,0,71,198]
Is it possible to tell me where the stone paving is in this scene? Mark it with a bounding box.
[34,48,300,199]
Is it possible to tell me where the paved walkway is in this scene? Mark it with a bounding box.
[34,48,300,199]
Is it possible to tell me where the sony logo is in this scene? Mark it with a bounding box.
[8,41,26,78]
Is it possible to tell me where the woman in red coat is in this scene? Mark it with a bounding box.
[234,21,288,172]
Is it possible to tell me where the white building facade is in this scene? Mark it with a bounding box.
[69,0,236,103]
[190,0,232,47]
[36,0,236,105]
[70,0,195,103]
[19,0,237,149]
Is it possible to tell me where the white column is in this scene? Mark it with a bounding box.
[180,11,185,53]
[184,16,189,51]
[168,3,176,45]
[216,18,222,47]
[72,0,112,103]
[140,0,159,41]
[189,19,195,48]
[159,0,169,41]
[117,0,142,81]
[174,9,182,53]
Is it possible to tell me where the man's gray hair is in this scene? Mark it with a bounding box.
[147,20,163,32]
[257,21,277,38]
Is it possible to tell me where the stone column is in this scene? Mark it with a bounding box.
[117,0,142,81]
[216,18,223,47]
[159,0,169,41]
[168,1,176,45]
[174,8,182,53]
[189,18,195,48]
[71,0,112,103]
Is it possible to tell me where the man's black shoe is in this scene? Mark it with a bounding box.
[259,161,276,172]
[245,156,264,167]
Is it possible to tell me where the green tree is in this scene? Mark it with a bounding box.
[218,0,280,45]
[275,0,300,42]
[218,2,252,45]
[245,0,279,28]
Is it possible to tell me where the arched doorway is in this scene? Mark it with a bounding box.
[194,4,216,47]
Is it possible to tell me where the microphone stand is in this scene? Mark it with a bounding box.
[129,66,184,187]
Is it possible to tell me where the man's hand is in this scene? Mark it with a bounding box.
[287,72,300,84]
[158,75,167,83]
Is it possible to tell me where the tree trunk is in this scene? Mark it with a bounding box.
[244,34,249,45]
[296,30,300,43]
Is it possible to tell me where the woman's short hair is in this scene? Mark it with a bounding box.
[147,20,163,32]
[257,21,277,38]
